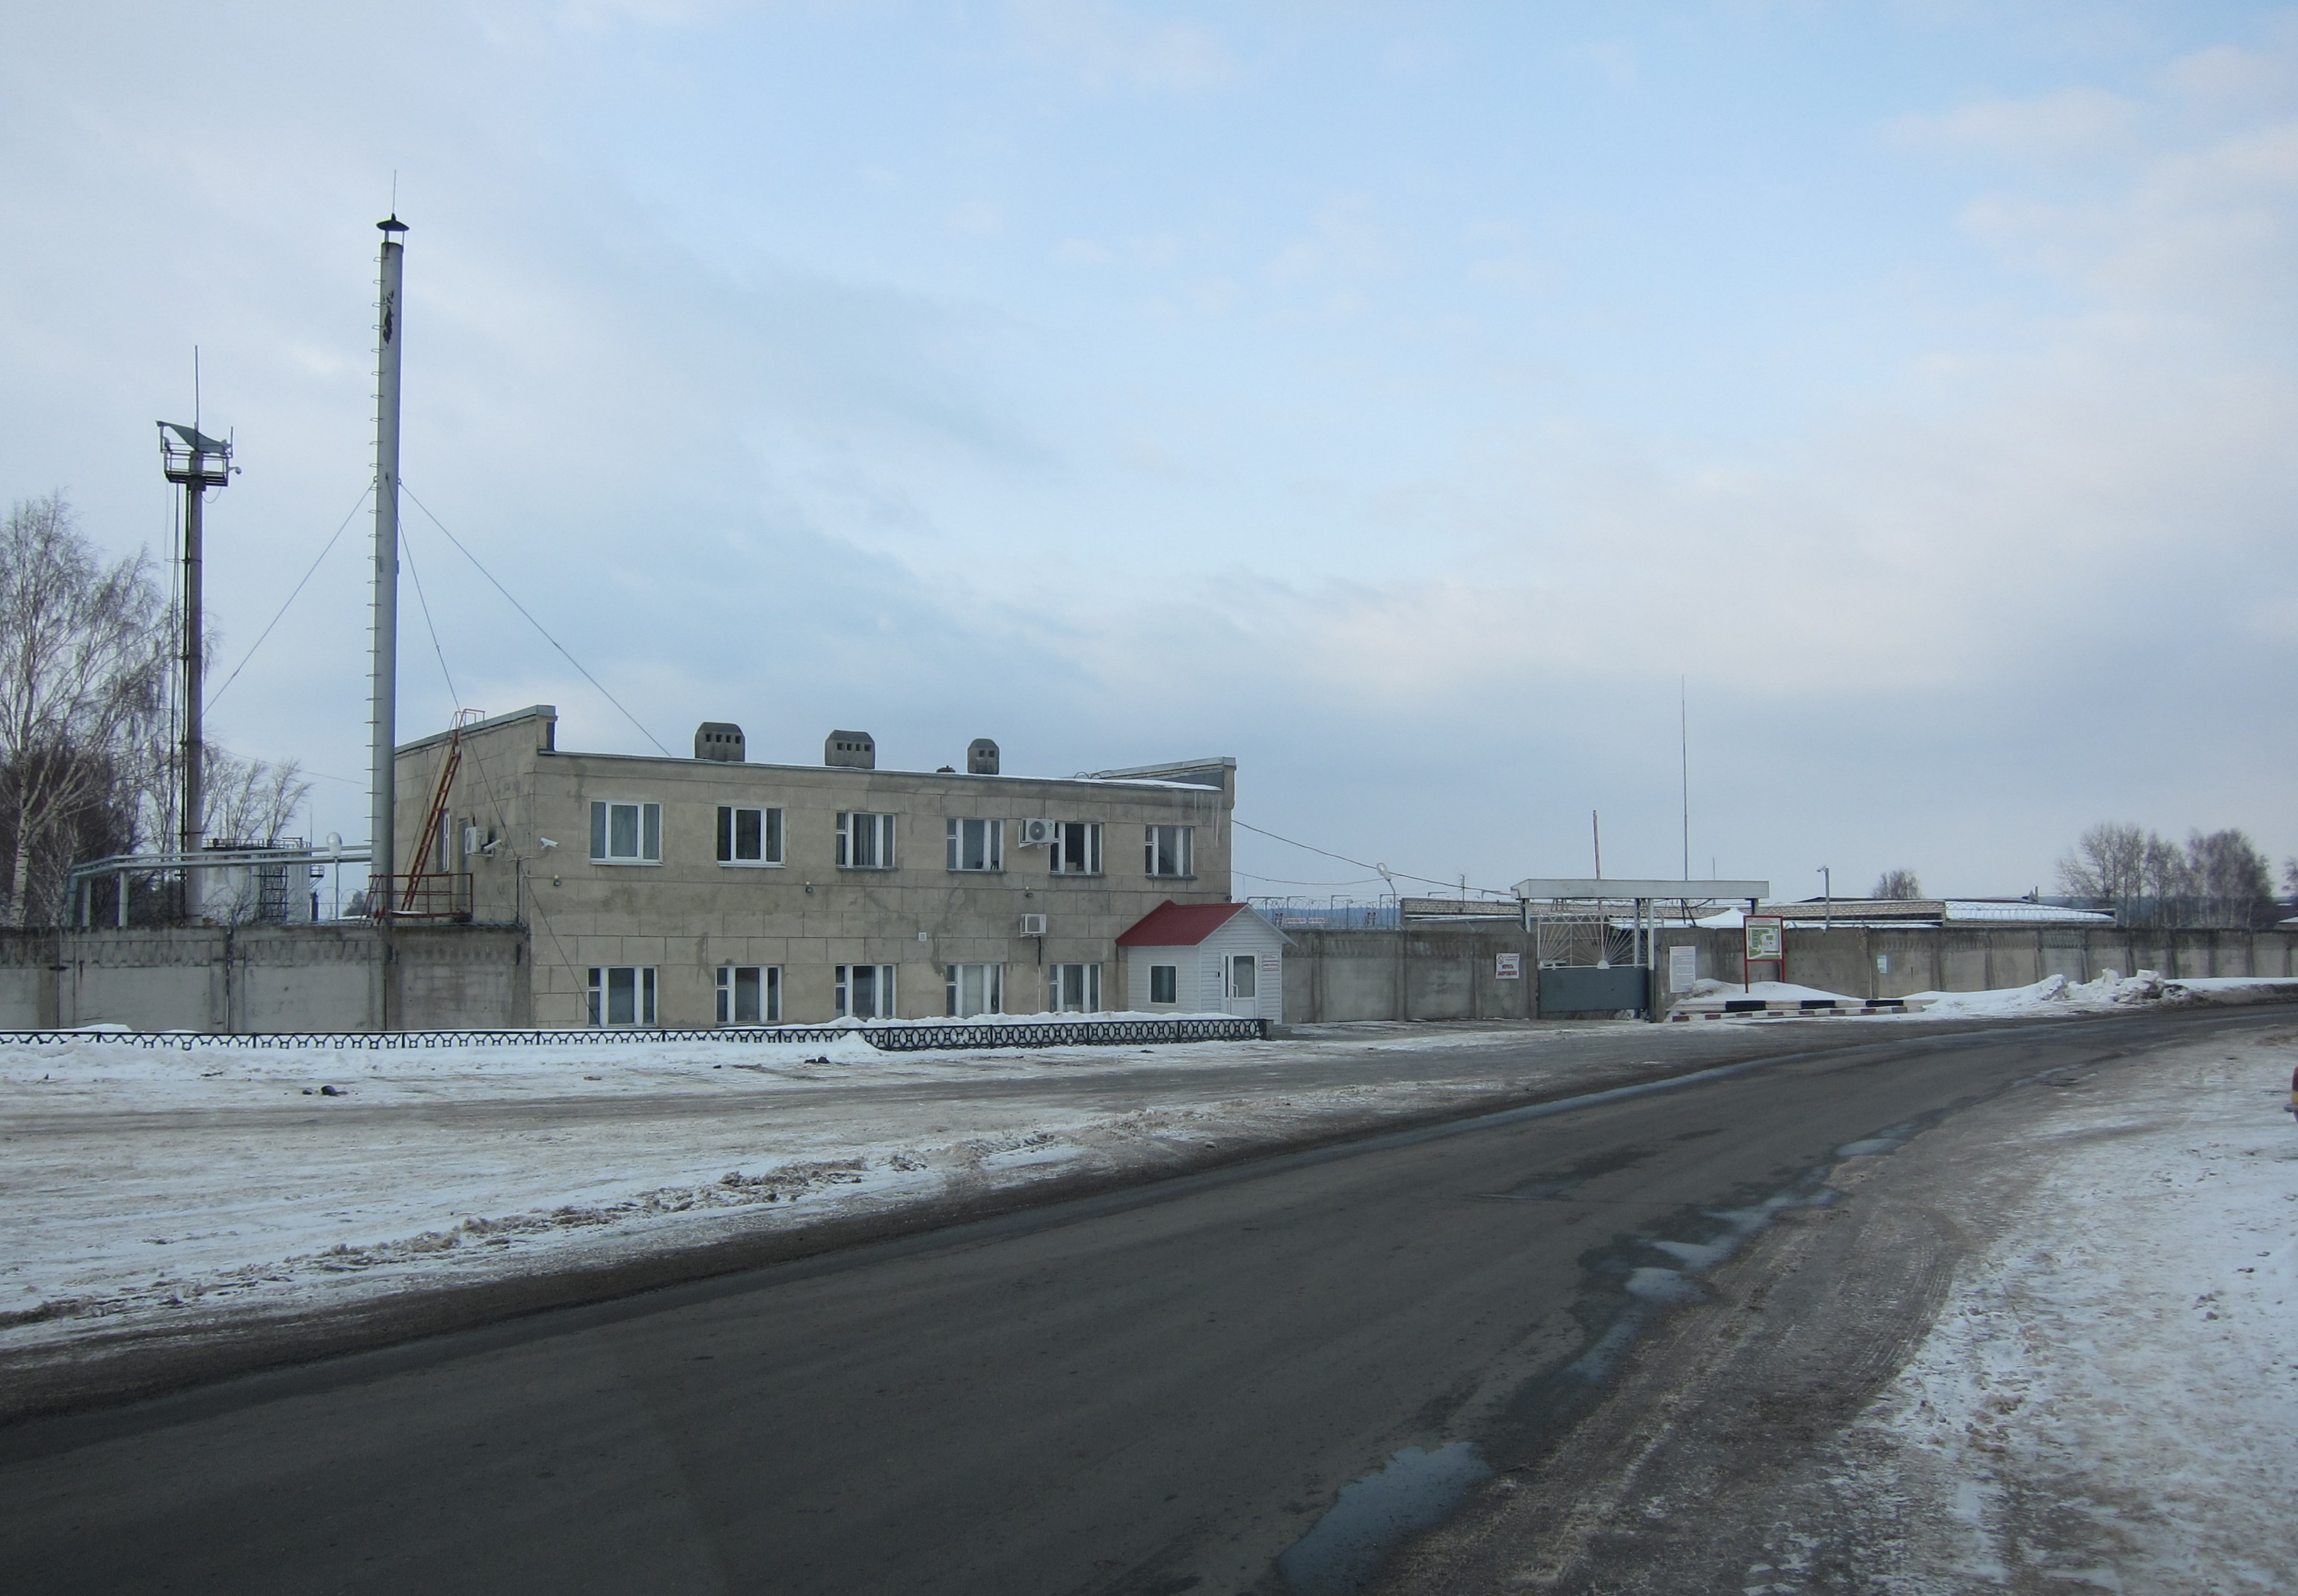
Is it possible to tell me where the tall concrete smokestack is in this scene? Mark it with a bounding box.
[369,215,406,908]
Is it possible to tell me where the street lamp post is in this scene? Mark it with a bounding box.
[1819,865,1832,930]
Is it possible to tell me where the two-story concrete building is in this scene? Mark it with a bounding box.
[390,706,1244,1027]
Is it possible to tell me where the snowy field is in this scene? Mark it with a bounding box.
[1752,1025,2298,1592]
[0,1020,1613,1364]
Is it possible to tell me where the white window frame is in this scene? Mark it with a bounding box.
[716,806,784,867]
[1144,824,1193,878]
[1051,962,1102,1014]
[1051,821,1102,875]
[586,966,658,1026]
[1148,963,1179,1005]
[945,817,1004,872]
[590,800,662,864]
[944,963,1003,1018]
[835,963,898,1019]
[837,812,897,870]
[715,964,781,1025]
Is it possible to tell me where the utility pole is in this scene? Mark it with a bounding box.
[370,214,408,910]
[158,404,232,920]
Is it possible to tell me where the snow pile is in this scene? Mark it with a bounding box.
[1683,979,1865,1005]
[1838,1035,2298,1585]
[1677,971,2298,1023]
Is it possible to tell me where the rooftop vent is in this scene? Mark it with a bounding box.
[695,722,745,762]
[966,738,999,775]
[825,730,876,770]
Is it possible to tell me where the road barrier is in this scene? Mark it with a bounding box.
[1668,997,1935,1022]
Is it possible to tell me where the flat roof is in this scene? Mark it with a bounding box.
[395,709,1231,795]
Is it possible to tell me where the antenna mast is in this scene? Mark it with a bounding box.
[157,367,232,920]
[370,214,408,907]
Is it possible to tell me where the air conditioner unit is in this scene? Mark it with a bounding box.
[1019,913,1049,936]
[1017,818,1056,847]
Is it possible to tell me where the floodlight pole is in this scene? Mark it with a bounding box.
[370,215,407,908]
[183,467,205,867]
[157,414,232,920]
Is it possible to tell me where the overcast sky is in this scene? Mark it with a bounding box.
[7,1,2295,901]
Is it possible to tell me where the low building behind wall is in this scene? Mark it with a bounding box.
[394,706,1238,1028]
[1279,923,2298,1023]
[0,925,528,1033]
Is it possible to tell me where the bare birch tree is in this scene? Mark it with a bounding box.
[1871,868,1923,899]
[0,495,170,925]
[204,748,312,845]
[2059,821,2273,926]
[2183,828,2272,928]
[2056,822,2147,916]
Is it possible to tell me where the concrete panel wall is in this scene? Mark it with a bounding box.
[0,932,60,1027]
[394,928,528,1030]
[8,925,527,1033]
[1278,924,2298,1023]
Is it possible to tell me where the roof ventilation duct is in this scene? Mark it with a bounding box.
[825,731,876,770]
[966,738,999,775]
[695,722,745,762]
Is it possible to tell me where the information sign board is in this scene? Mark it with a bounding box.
[1744,916,1785,964]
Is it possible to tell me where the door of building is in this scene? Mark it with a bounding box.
[1223,952,1258,1017]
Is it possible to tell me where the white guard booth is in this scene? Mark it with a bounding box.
[1118,901,1291,1022]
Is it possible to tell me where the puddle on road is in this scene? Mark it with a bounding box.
[1274,1442,1494,1596]
[1271,1105,1954,1592]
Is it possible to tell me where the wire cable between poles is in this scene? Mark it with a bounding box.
[399,484,672,756]
[205,484,373,714]
[398,521,460,708]
[1230,818,1512,897]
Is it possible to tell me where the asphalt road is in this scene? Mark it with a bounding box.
[1,1008,2267,1595]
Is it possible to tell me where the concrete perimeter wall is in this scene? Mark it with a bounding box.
[1281,924,2298,1023]
[0,925,530,1033]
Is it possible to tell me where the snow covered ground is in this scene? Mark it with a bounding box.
[1752,1025,2298,1592]
[1,1021,1621,1365]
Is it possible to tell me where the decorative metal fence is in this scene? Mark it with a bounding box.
[0,1016,1267,1052]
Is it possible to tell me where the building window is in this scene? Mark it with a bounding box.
[716,806,784,865]
[945,817,1004,872]
[1149,964,1179,1005]
[1145,824,1192,877]
[1051,962,1101,1013]
[945,964,1003,1017]
[590,801,661,863]
[837,812,896,869]
[1228,954,1257,1000]
[835,964,897,1019]
[1052,821,1102,875]
[586,966,657,1026]
[716,965,780,1024]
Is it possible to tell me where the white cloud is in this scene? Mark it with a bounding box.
[1006,0,1237,94]
[1892,86,2144,166]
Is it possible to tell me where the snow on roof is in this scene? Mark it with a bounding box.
[1695,899,2113,929]
[1117,901,1255,947]
[1939,899,2112,924]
